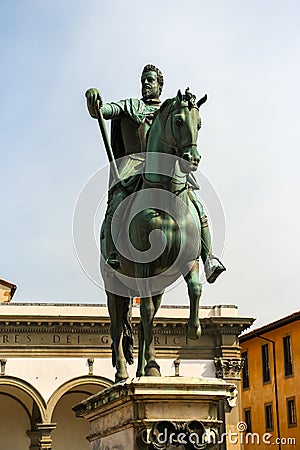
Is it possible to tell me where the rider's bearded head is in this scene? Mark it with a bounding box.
[141,64,164,101]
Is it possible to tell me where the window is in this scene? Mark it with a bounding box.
[261,344,271,383]
[265,403,273,431]
[244,409,252,433]
[242,351,250,389]
[287,398,297,427]
[283,335,293,376]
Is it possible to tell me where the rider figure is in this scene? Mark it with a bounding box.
[85,64,225,283]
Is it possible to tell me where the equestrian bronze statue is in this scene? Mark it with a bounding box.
[85,65,225,382]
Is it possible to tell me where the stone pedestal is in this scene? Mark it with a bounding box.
[73,376,235,450]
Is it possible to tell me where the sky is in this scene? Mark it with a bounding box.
[1,0,300,328]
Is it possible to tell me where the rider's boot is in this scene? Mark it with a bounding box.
[200,215,226,284]
[104,185,130,271]
[105,216,121,270]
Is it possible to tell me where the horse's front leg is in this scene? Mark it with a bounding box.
[184,260,202,340]
[140,293,163,376]
[107,293,129,382]
[136,321,145,377]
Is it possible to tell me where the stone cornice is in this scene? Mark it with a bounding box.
[73,376,235,418]
[0,308,254,358]
[0,315,254,332]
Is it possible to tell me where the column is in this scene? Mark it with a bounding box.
[215,357,245,450]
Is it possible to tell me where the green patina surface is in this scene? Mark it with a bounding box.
[85,65,225,382]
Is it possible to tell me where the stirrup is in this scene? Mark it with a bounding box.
[205,255,226,284]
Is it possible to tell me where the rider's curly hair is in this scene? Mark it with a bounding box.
[142,64,164,95]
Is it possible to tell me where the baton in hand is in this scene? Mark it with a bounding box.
[95,106,121,184]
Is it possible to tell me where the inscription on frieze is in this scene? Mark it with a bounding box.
[0,326,190,348]
[0,332,110,346]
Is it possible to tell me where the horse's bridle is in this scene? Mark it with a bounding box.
[143,101,200,188]
[162,103,200,153]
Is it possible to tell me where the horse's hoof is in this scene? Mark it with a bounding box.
[187,321,201,340]
[144,361,161,377]
[115,371,129,383]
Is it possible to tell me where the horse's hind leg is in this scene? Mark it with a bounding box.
[107,292,129,382]
[184,260,202,340]
[140,292,163,377]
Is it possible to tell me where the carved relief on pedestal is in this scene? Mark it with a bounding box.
[137,420,219,450]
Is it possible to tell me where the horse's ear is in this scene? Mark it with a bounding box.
[197,94,208,108]
[176,89,182,105]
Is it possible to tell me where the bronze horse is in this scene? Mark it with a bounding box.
[101,89,207,382]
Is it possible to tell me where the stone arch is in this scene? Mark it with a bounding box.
[0,375,47,422]
[47,375,112,421]
[0,391,33,450]
[0,391,32,422]
[48,376,113,450]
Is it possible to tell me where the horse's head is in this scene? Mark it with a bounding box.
[162,88,207,173]
[144,89,207,186]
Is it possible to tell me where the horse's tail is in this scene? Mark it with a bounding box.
[122,296,134,365]
[111,296,134,367]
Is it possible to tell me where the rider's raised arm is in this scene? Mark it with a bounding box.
[102,101,125,119]
[85,88,125,120]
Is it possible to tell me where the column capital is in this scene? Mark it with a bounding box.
[34,423,56,450]
[214,357,244,380]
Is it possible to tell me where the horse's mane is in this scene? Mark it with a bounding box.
[159,97,175,113]
[155,88,197,121]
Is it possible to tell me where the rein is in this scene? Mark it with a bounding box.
[141,172,189,195]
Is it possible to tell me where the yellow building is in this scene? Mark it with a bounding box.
[0,278,17,303]
[240,312,300,449]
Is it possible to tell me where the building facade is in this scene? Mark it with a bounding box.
[0,302,253,450]
[240,312,300,449]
